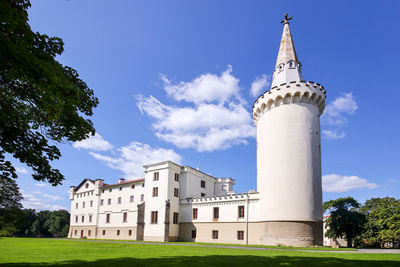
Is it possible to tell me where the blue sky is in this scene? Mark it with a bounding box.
[14,0,400,210]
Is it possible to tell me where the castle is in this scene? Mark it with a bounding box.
[68,15,326,247]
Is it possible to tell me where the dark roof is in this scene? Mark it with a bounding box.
[74,178,95,191]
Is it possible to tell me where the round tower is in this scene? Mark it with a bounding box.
[253,14,326,246]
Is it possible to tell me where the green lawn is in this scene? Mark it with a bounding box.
[0,238,399,266]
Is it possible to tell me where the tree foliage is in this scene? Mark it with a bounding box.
[0,208,70,238]
[323,197,366,247]
[0,0,98,185]
[358,197,400,248]
[0,177,23,208]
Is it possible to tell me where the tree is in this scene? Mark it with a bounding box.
[0,177,23,208]
[45,209,70,237]
[359,197,400,248]
[323,197,366,247]
[0,0,98,185]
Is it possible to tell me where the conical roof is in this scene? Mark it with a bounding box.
[275,22,298,68]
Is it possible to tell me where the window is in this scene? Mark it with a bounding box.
[173,212,179,224]
[82,202,85,208]
[238,206,245,218]
[102,189,105,193]
[85,183,89,188]
[142,183,145,187]
[89,215,92,223]
[141,194,144,201]
[109,188,112,192]
[106,213,110,223]
[212,230,218,239]
[201,180,206,188]
[108,198,111,205]
[153,172,159,181]
[90,200,93,207]
[174,173,179,182]
[192,230,196,238]
[101,199,104,206]
[192,208,198,219]
[129,230,132,236]
[130,195,134,203]
[88,230,91,236]
[201,193,205,197]
[118,197,122,204]
[74,230,77,236]
[213,207,219,221]
[237,231,244,240]
[151,211,158,224]
[75,202,79,209]
[119,186,122,191]
[81,216,84,223]
[102,230,105,235]
[131,184,135,189]
[75,216,78,223]
[117,230,120,236]
[123,212,127,223]
[152,187,158,197]
[174,188,179,197]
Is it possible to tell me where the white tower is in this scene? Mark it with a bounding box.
[252,14,326,246]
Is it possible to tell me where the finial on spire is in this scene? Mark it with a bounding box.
[280,13,292,24]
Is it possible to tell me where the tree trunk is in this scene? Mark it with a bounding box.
[347,238,352,248]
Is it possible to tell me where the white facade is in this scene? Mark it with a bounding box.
[69,16,326,246]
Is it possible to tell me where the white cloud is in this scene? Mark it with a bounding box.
[73,133,113,151]
[322,173,379,193]
[32,191,63,201]
[162,65,240,105]
[35,183,48,188]
[250,74,269,97]
[16,167,29,175]
[21,190,66,211]
[89,142,182,179]
[388,178,398,183]
[137,66,256,152]
[322,130,346,140]
[322,93,358,139]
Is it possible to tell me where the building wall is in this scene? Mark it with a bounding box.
[256,94,323,222]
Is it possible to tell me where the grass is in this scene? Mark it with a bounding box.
[0,237,399,266]
[89,238,357,251]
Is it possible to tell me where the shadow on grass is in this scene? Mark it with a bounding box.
[1,255,399,267]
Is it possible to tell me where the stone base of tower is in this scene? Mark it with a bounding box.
[257,220,323,247]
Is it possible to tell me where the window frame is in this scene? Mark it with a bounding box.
[212,230,218,239]
[173,212,179,224]
[238,205,245,218]
[152,187,159,197]
[237,230,244,240]
[151,211,158,224]
[192,208,198,219]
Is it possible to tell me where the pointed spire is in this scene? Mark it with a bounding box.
[271,14,303,88]
[275,21,298,68]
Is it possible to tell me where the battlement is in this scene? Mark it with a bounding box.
[181,192,260,205]
[252,81,326,124]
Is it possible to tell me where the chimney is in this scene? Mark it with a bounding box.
[95,179,104,187]
[119,178,125,183]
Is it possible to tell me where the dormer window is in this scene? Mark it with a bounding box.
[277,63,285,73]
[85,183,89,188]
[288,60,296,69]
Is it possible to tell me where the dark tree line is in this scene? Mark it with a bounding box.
[324,197,400,248]
[0,208,70,238]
